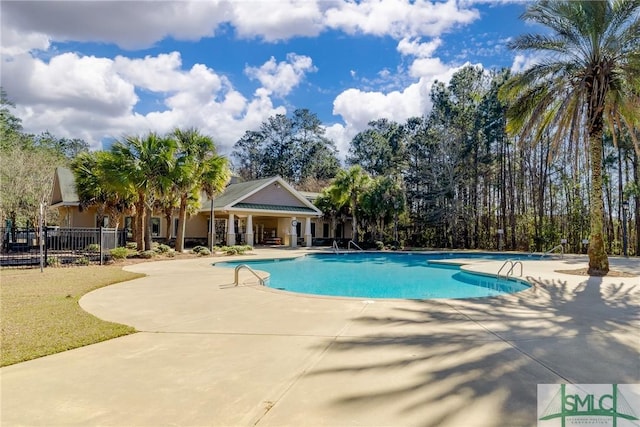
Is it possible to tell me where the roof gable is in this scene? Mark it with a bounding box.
[208,176,322,216]
[50,167,79,207]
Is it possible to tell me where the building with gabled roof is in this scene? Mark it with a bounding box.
[49,167,347,248]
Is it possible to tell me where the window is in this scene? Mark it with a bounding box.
[124,217,133,238]
[323,223,329,238]
[96,216,109,228]
[151,218,161,237]
[174,218,179,238]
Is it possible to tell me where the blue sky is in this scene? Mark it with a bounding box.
[1,1,536,159]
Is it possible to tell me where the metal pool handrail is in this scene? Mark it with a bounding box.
[348,240,363,251]
[542,244,564,259]
[332,240,340,253]
[497,260,523,279]
[234,264,267,286]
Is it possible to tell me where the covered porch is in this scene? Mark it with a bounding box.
[202,176,323,248]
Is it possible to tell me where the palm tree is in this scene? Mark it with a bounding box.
[329,165,371,242]
[71,151,131,229]
[171,128,230,252]
[106,133,175,251]
[500,0,640,275]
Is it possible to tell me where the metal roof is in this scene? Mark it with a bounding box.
[231,203,318,213]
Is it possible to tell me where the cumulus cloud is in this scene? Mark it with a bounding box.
[0,0,495,158]
[0,48,286,152]
[397,37,442,58]
[245,54,317,97]
[2,0,480,49]
[511,52,547,73]
[230,0,325,41]
[0,1,229,50]
[324,0,479,38]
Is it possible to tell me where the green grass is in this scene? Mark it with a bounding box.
[1,266,145,367]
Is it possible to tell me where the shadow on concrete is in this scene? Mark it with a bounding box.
[304,275,639,427]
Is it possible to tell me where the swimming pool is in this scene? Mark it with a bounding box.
[218,252,531,299]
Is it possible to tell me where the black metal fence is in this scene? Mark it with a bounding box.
[1,227,127,268]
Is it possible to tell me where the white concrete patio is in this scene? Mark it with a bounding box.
[1,249,638,426]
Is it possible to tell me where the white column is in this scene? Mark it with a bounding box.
[290,217,297,248]
[227,213,236,245]
[245,215,254,247]
[304,217,312,247]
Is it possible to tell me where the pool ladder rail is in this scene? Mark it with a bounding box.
[542,244,564,259]
[348,240,363,251]
[233,264,268,286]
[497,260,523,279]
[332,240,364,254]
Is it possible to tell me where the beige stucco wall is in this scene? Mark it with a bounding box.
[184,214,208,239]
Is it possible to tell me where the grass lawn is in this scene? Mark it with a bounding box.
[1,266,145,367]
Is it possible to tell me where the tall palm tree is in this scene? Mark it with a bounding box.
[500,0,640,275]
[71,151,131,229]
[329,165,371,242]
[106,133,175,251]
[171,128,230,252]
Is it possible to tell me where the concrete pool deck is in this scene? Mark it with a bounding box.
[1,249,638,427]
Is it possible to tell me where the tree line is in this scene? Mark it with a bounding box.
[2,1,638,274]
[234,1,640,275]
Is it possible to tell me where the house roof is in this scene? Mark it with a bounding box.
[211,177,275,208]
[50,167,79,207]
[205,176,322,217]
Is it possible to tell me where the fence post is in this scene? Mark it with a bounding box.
[99,226,103,266]
[44,226,48,268]
[39,203,44,272]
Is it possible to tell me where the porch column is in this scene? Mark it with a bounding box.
[304,217,312,247]
[290,217,297,248]
[227,213,236,245]
[245,214,254,247]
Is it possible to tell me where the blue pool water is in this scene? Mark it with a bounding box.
[218,252,531,299]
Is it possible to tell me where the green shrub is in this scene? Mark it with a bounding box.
[197,247,211,256]
[191,245,207,254]
[166,250,176,258]
[126,242,137,250]
[139,250,156,259]
[46,256,60,267]
[85,243,100,252]
[110,247,129,260]
[155,243,171,254]
[74,256,90,266]
[375,241,384,250]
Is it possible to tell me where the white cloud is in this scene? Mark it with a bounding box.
[0,26,50,55]
[324,0,479,38]
[397,37,442,58]
[3,52,137,116]
[230,0,325,41]
[324,122,360,162]
[245,53,317,97]
[333,84,425,130]
[1,49,285,153]
[0,0,496,160]
[0,1,229,50]
[511,53,545,73]
[113,53,225,99]
[1,0,480,50]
